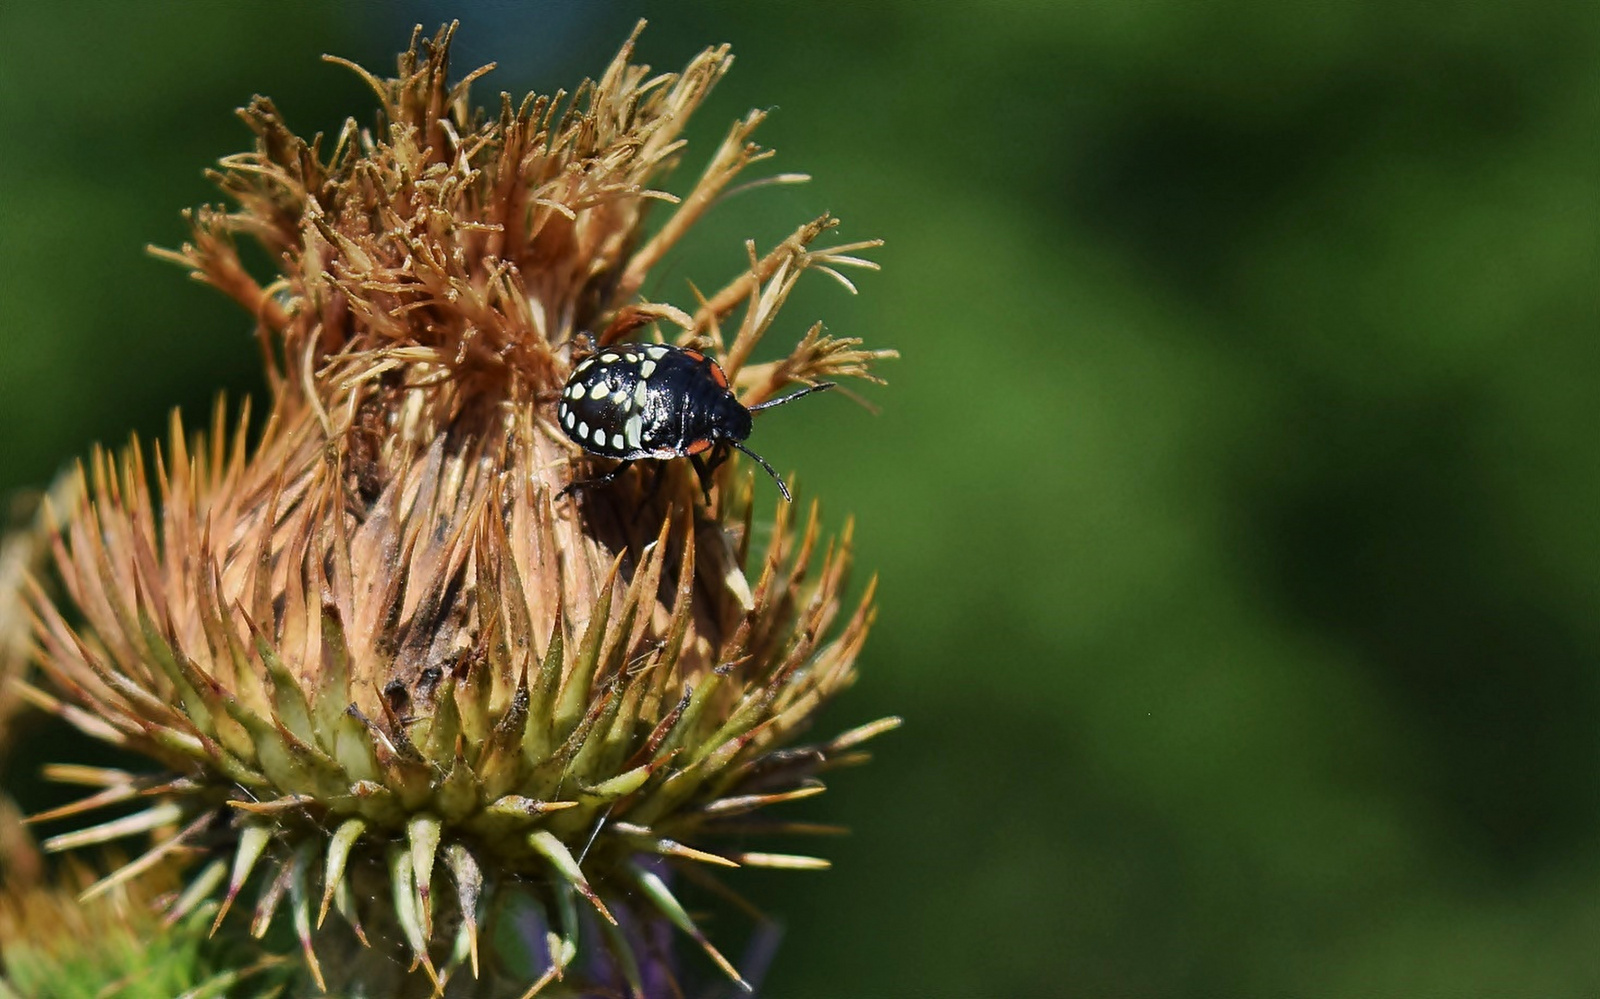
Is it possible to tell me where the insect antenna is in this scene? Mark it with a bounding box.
[748,381,836,412]
[729,440,793,502]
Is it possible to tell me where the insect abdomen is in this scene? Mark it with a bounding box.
[557,344,683,458]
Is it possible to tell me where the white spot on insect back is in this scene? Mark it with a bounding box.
[624,352,639,363]
[612,388,631,406]
[612,433,625,450]
[577,421,589,438]
[564,410,575,429]
[593,426,608,446]
[646,345,668,359]
[567,382,584,400]
[624,413,643,448]
[639,359,656,378]
[632,380,648,408]
[590,381,609,399]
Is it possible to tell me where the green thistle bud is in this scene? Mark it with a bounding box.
[0,808,291,999]
[25,22,895,998]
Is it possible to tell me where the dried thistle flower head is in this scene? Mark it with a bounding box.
[26,22,894,997]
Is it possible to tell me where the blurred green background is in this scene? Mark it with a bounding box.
[3,2,1598,995]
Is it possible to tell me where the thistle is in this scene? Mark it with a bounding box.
[0,471,79,766]
[23,23,895,998]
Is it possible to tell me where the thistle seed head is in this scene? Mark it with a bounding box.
[26,22,895,996]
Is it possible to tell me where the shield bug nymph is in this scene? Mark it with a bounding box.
[557,343,833,502]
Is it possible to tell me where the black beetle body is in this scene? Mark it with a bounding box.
[557,343,831,501]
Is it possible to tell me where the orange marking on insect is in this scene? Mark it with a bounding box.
[685,437,714,456]
[680,349,729,389]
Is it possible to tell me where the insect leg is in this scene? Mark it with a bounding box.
[689,452,716,506]
[558,459,634,500]
[703,442,731,475]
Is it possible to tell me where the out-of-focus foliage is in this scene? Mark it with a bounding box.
[1,3,1596,997]
[0,861,291,999]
